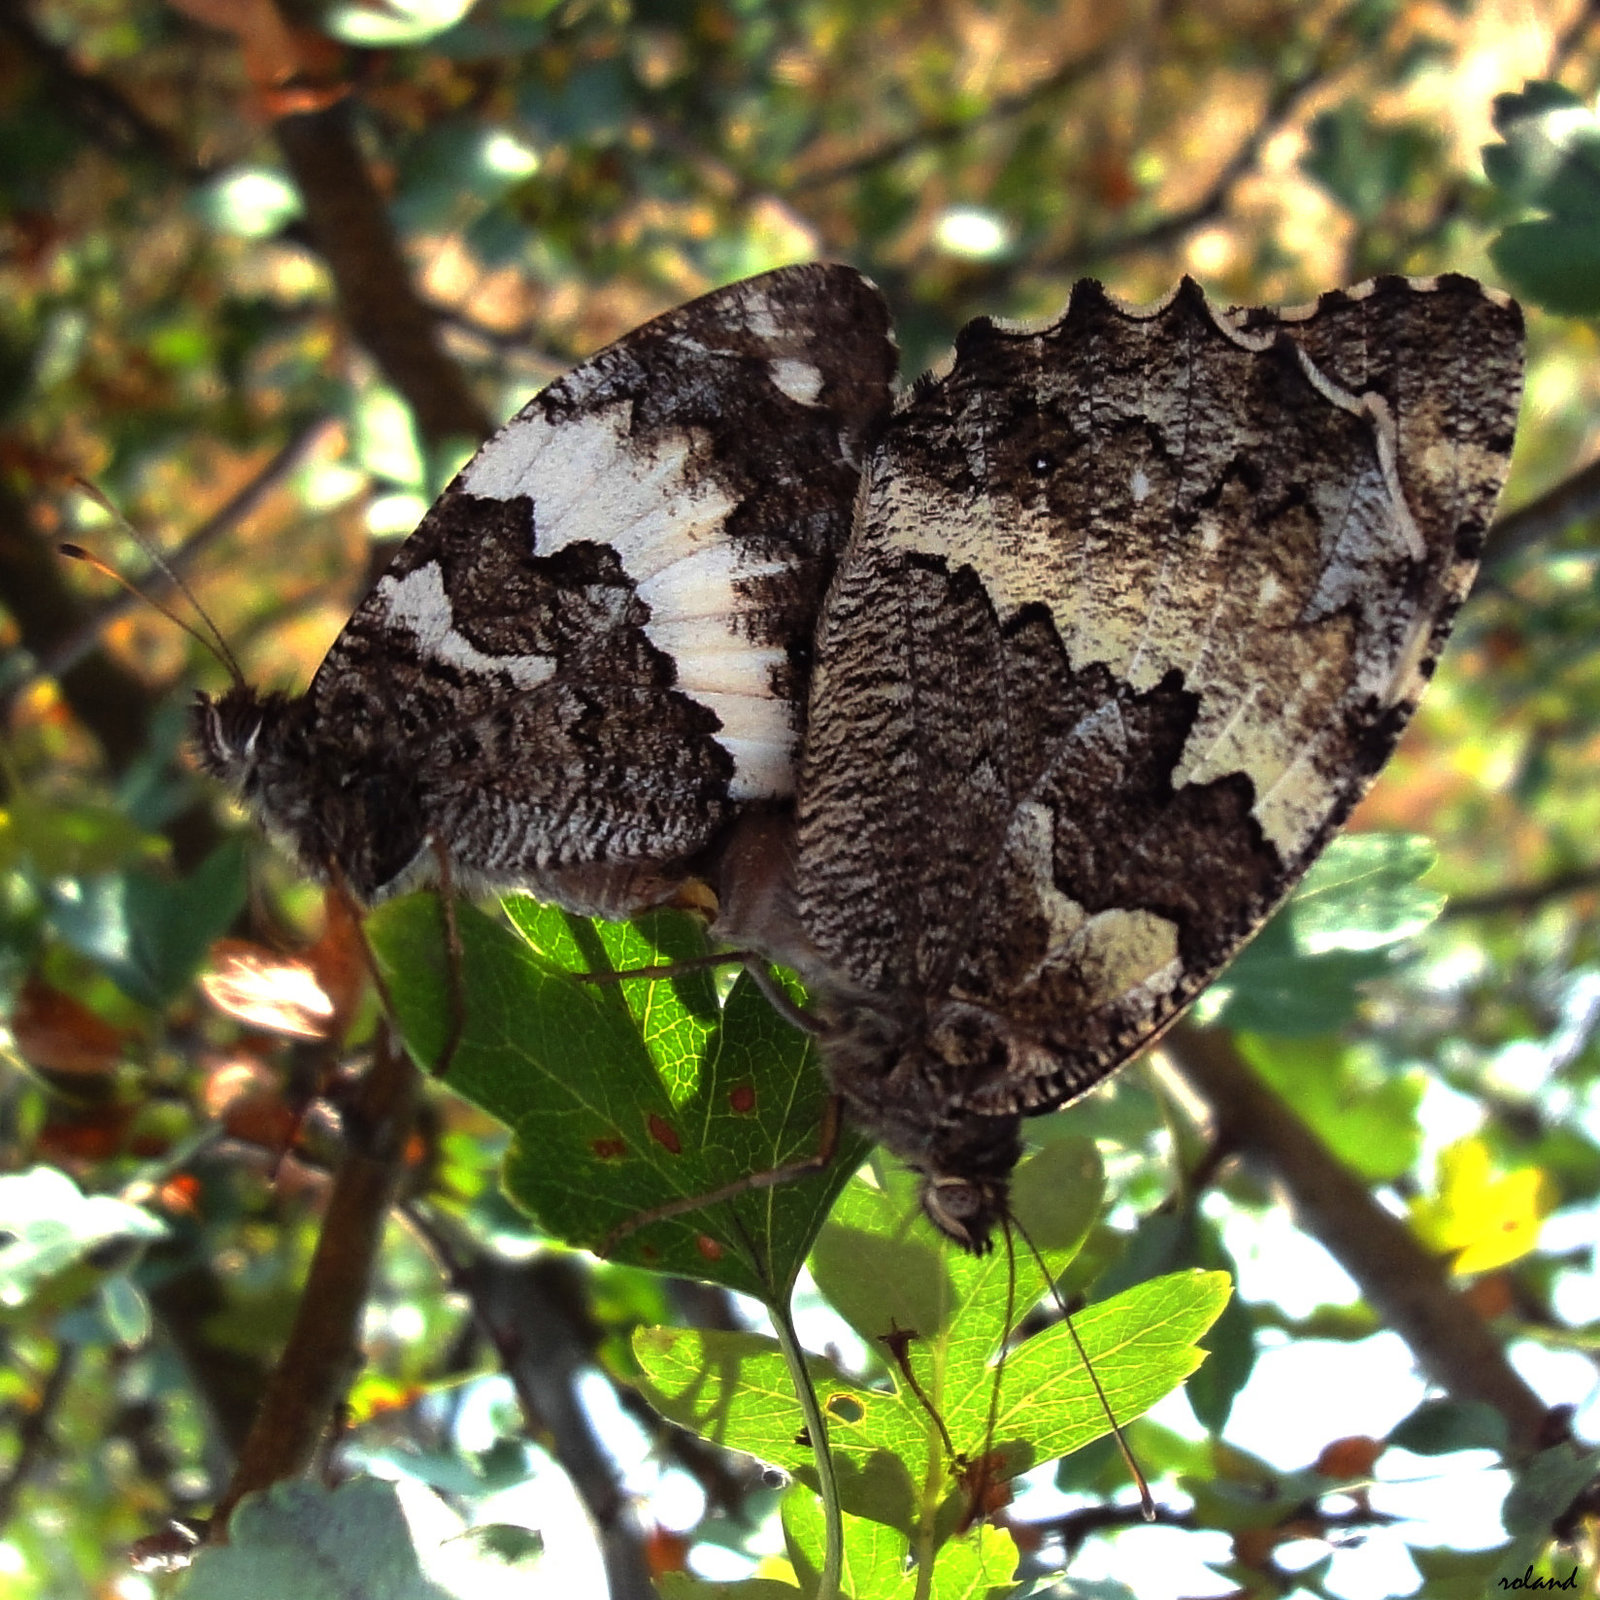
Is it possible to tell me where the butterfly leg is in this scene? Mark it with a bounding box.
[428,836,467,1080]
[571,948,753,983]
[573,952,824,1034]
[596,1094,843,1259]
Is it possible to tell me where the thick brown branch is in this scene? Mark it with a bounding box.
[1165,1022,1553,1457]
[272,100,494,447]
[210,1025,420,1534]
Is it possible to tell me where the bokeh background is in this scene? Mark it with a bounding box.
[2,1,1600,1596]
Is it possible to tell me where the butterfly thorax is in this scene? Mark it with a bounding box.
[823,994,1023,1254]
[191,684,429,903]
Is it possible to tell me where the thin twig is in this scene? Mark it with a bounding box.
[398,1202,658,1600]
[1549,0,1600,78]
[1047,51,1334,275]
[0,6,211,181]
[0,1340,78,1530]
[1443,864,1600,919]
[23,415,338,694]
[786,40,1115,196]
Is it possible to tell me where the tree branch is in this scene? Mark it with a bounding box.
[402,1205,657,1600]
[210,1024,421,1534]
[1045,50,1334,277]
[0,2,210,180]
[786,40,1115,196]
[0,477,161,775]
[18,415,338,696]
[0,1339,77,1531]
[1165,1022,1554,1457]
[1443,864,1600,919]
[271,99,494,447]
[1481,455,1600,570]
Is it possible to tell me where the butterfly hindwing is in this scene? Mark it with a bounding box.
[790,276,1521,1226]
[198,264,895,908]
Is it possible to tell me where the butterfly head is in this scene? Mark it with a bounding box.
[191,684,293,798]
[825,996,1024,1255]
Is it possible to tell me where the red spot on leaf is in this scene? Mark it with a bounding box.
[729,1084,756,1114]
[590,1136,627,1161]
[695,1234,723,1261]
[648,1114,681,1154]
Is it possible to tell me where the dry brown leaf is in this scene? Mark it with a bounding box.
[12,974,129,1076]
[201,938,339,1038]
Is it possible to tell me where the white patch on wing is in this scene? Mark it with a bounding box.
[460,401,795,798]
[769,358,824,405]
[378,564,555,690]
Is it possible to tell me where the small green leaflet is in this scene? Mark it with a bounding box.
[1194,832,1444,1035]
[366,893,869,1299]
[630,1149,1229,1545]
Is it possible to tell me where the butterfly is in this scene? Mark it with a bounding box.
[711,273,1523,1250]
[192,265,1523,1255]
[192,263,896,913]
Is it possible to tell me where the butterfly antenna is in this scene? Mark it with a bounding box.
[985,1216,1019,1494]
[62,478,245,685]
[1011,1215,1156,1522]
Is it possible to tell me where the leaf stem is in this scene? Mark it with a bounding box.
[771,1296,842,1600]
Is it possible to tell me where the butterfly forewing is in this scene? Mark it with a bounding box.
[788,275,1522,1240]
[196,263,895,909]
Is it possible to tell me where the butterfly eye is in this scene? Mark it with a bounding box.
[921,1175,1000,1251]
[1028,449,1056,477]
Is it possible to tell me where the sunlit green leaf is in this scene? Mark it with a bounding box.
[367,894,866,1300]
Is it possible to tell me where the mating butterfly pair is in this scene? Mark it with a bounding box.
[193,262,1523,1251]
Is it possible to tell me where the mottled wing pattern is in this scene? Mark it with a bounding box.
[294,264,895,906]
[796,276,1521,1119]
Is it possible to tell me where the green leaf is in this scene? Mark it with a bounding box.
[47,839,248,1007]
[1486,82,1600,220]
[1485,82,1600,314]
[657,1578,801,1600]
[1388,1398,1509,1456]
[0,1166,165,1313]
[1408,1544,1518,1600]
[353,385,427,489]
[1302,103,1442,222]
[783,1486,1022,1599]
[1197,833,1441,1034]
[174,1477,542,1599]
[1492,1440,1600,1590]
[1490,220,1600,318]
[324,0,476,46]
[634,1158,1227,1549]
[0,794,166,878]
[1239,1035,1423,1181]
[366,894,867,1300]
[192,168,304,239]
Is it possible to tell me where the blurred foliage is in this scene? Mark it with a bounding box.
[0,1,1598,1598]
